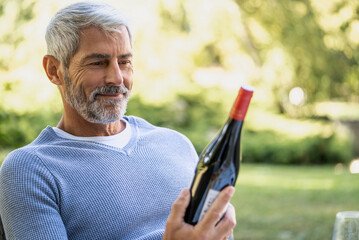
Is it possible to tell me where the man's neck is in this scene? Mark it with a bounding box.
[57,108,125,137]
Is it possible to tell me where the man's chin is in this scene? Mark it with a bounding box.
[85,117,122,124]
[97,98,125,105]
[85,110,124,124]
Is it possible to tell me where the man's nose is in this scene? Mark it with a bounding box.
[105,61,123,85]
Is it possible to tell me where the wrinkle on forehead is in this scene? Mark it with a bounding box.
[71,26,132,65]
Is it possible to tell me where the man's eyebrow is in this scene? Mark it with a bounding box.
[119,53,133,59]
[81,53,110,64]
[81,52,133,64]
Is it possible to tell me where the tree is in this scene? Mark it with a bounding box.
[235,0,359,112]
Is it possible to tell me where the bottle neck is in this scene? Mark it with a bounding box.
[230,88,253,121]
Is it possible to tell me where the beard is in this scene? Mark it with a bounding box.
[63,70,131,124]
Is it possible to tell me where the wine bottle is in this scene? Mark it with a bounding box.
[184,85,253,225]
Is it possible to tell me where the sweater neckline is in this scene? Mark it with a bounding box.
[41,116,139,155]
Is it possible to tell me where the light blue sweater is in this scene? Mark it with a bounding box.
[0,116,198,240]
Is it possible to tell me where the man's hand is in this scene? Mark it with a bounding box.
[163,186,236,240]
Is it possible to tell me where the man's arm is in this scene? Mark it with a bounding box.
[163,186,236,240]
[0,150,67,239]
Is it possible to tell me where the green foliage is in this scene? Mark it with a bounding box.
[159,0,190,33]
[235,0,359,111]
[0,108,61,149]
[243,129,353,165]
[0,0,37,70]
[193,43,223,67]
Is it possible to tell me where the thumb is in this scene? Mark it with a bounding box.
[167,189,191,225]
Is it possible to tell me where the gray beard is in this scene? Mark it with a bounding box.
[63,70,131,124]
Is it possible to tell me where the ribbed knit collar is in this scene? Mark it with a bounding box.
[32,116,139,156]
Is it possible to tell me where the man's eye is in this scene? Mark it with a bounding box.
[120,60,131,65]
[91,61,103,66]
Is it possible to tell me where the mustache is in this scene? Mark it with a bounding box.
[89,84,130,101]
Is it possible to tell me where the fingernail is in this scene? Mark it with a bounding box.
[227,187,235,196]
[180,189,189,197]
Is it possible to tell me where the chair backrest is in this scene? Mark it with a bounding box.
[0,215,5,240]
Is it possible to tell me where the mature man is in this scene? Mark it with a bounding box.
[0,2,236,239]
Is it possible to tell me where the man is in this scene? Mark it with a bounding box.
[0,2,236,239]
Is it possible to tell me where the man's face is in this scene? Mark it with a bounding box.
[63,26,133,123]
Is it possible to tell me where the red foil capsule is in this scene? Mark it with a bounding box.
[230,86,254,121]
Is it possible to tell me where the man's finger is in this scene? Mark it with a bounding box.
[214,203,236,238]
[166,189,190,226]
[198,186,235,229]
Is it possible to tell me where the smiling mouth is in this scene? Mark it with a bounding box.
[98,93,121,96]
[90,85,129,102]
[96,93,122,99]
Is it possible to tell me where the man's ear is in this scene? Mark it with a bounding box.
[43,55,63,85]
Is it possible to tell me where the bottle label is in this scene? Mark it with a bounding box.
[198,189,228,222]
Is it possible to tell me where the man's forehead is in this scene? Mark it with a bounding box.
[77,26,131,52]
[80,25,130,40]
[68,25,132,66]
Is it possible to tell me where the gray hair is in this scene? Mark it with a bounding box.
[45,1,132,68]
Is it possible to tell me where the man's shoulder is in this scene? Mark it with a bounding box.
[126,115,184,137]
[0,126,56,169]
[125,115,195,149]
[125,115,155,129]
[126,115,172,134]
[0,145,43,182]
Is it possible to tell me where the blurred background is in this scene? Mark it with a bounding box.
[0,0,358,239]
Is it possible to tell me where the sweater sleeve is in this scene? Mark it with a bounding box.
[0,149,67,240]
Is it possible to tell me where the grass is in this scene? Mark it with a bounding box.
[232,163,359,240]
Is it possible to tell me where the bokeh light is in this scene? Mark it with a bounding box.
[289,87,305,106]
[349,159,359,174]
